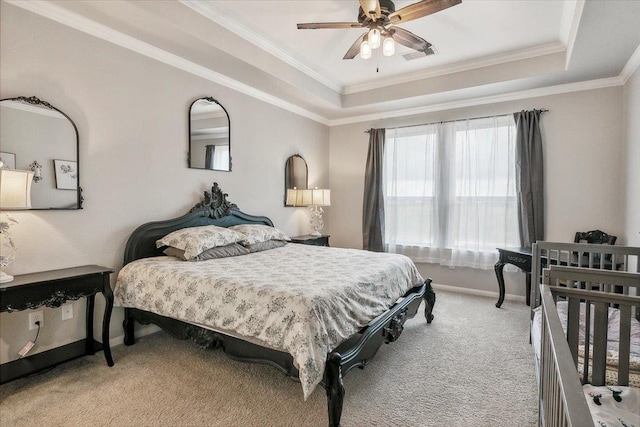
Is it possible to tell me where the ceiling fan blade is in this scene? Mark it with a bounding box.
[388,0,461,24]
[343,33,367,59]
[359,0,381,19]
[392,27,432,52]
[297,22,364,29]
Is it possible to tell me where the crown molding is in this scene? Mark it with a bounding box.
[6,0,330,126]
[342,42,567,95]
[620,44,640,84]
[560,0,585,70]
[5,0,636,130]
[180,0,343,94]
[330,76,623,126]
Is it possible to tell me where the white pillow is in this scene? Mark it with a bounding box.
[229,224,290,245]
[156,225,243,260]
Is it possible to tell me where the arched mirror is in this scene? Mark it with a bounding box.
[284,154,308,206]
[0,96,82,210]
[188,97,231,172]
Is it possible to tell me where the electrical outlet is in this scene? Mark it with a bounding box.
[29,310,44,330]
[61,304,73,321]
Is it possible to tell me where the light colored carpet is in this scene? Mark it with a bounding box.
[0,290,537,426]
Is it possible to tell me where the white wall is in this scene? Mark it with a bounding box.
[329,87,625,297]
[0,4,329,363]
[623,67,640,248]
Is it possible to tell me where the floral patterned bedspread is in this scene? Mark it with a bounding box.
[114,244,424,399]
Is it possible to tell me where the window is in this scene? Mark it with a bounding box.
[383,115,519,269]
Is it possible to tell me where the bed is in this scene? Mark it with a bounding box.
[529,242,640,427]
[115,182,435,427]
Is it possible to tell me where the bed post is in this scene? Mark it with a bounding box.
[325,352,345,427]
[423,278,435,323]
[123,308,135,345]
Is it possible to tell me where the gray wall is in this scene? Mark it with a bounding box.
[623,67,640,251]
[1,1,637,365]
[0,4,329,363]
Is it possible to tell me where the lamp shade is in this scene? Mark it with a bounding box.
[368,28,381,49]
[360,40,372,59]
[286,188,306,207]
[310,188,330,206]
[0,169,34,209]
[383,36,395,56]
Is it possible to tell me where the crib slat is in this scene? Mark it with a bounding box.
[582,300,592,385]
[566,297,580,367]
[590,302,608,386]
[618,304,631,386]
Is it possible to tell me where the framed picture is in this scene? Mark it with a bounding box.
[53,159,78,190]
[0,152,16,169]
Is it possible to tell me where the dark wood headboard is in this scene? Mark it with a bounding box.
[124,183,273,265]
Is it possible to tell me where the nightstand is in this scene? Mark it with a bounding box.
[0,265,114,384]
[290,234,330,247]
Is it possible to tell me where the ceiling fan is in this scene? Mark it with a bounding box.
[297,0,461,60]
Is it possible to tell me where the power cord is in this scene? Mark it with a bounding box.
[18,320,40,358]
[33,320,41,342]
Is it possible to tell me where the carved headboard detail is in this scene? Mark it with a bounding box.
[124,182,273,265]
[189,182,238,218]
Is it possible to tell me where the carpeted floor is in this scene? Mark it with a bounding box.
[0,290,537,426]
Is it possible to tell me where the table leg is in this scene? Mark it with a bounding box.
[494,261,506,308]
[86,295,96,355]
[102,276,114,367]
[525,272,531,306]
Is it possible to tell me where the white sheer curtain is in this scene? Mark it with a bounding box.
[383,115,519,269]
[213,145,229,170]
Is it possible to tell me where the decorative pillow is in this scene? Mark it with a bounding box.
[156,225,243,260]
[163,243,250,261]
[229,224,290,245]
[243,239,288,253]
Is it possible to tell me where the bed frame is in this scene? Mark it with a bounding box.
[121,183,435,427]
[532,242,640,427]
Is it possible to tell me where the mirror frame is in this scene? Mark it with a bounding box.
[188,97,231,172]
[284,154,308,206]
[0,96,83,210]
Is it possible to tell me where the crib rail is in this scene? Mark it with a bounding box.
[539,283,592,427]
[531,242,640,311]
[538,266,640,427]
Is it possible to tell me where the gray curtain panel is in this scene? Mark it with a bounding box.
[513,110,545,247]
[205,145,215,169]
[362,128,386,252]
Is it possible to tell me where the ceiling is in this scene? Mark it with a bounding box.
[7,0,640,125]
[205,0,566,90]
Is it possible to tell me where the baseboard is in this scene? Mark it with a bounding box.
[109,324,160,348]
[431,283,527,304]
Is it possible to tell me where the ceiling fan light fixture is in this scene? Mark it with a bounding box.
[382,36,395,56]
[368,28,381,49]
[360,39,372,59]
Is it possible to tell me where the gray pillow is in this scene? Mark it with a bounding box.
[156,225,243,260]
[243,239,287,253]
[164,242,250,261]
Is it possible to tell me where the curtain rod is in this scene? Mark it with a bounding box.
[364,109,549,133]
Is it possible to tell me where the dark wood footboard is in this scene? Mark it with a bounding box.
[123,279,434,426]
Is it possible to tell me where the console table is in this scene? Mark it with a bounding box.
[0,265,114,384]
[494,247,534,308]
[494,247,618,308]
[290,234,330,247]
